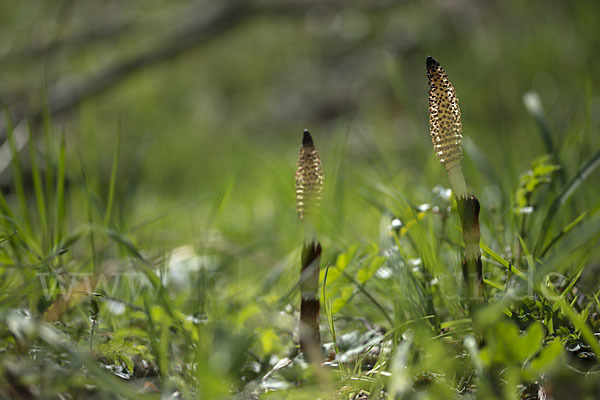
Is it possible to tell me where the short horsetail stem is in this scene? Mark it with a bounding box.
[295,129,323,363]
[426,56,485,308]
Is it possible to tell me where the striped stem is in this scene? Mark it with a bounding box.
[458,195,485,308]
[295,129,324,362]
[300,240,322,362]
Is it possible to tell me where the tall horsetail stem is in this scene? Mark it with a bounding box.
[295,129,323,362]
[427,57,485,308]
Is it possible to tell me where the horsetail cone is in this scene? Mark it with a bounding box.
[295,129,324,220]
[427,56,463,167]
[427,56,468,198]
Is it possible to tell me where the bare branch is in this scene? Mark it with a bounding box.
[0,0,400,174]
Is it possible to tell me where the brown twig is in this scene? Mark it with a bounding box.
[0,0,401,175]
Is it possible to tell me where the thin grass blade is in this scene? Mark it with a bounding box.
[53,132,67,250]
[28,122,48,240]
[5,111,30,234]
[103,131,120,227]
[535,151,600,254]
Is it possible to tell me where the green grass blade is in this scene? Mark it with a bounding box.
[54,132,67,249]
[322,263,341,357]
[440,318,471,330]
[541,210,588,258]
[42,96,55,231]
[523,92,566,184]
[523,92,554,155]
[205,176,235,231]
[28,122,48,242]
[5,112,31,234]
[480,242,527,280]
[103,131,120,227]
[560,269,583,298]
[0,187,15,222]
[518,236,535,270]
[535,151,600,254]
[107,228,161,290]
[78,155,98,274]
[483,278,504,291]
[338,267,394,327]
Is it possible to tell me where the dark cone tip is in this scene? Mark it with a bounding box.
[302,129,314,147]
[426,56,439,69]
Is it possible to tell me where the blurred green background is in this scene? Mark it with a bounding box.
[1,0,600,397]
[1,0,599,310]
[2,0,598,239]
[1,0,599,306]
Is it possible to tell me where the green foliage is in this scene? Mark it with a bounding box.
[97,338,143,374]
[515,155,560,210]
[480,321,546,367]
